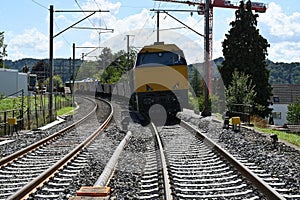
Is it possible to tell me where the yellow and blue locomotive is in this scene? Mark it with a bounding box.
[132,42,189,117]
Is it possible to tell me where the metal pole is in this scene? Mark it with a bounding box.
[72,43,75,107]
[125,35,134,71]
[21,89,24,129]
[202,0,211,116]
[157,11,159,43]
[127,35,130,71]
[49,5,54,121]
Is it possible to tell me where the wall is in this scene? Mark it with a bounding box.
[0,68,29,96]
[269,104,288,126]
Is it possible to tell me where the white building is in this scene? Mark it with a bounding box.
[0,68,29,96]
[270,85,300,126]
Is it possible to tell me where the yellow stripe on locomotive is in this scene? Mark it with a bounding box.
[135,65,188,93]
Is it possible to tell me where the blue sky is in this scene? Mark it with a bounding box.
[1,0,300,63]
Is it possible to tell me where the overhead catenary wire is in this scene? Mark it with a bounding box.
[54,22,72,47]
[137,2,161,47]
[74,0,97,27]
[133,12,156,47]
[93,0,108,29]
[74,0,111,58]
[92,0,106,55]
[30,1,72,46]
[31,0,48,10]
[141,1,185,46]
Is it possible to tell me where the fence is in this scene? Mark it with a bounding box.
[0,108,23,136]
[0,93,72,136]
[227,104,252,125]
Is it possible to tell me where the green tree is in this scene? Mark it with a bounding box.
[44,75,63,90]
[287,98,300,124]
[225,69,256,109]
[97,49,137,83]
[0,32,8,68]
[190,68,203,97]
[76,61,98,81]
[98,47,114,69]
[31,60,49,82]
[220,0,271,117]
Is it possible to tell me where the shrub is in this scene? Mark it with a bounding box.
[251,115,268,128]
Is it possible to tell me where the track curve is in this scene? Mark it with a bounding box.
[0,97,113,199]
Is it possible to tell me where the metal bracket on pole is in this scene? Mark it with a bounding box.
[151,9,206,38]
[49,5,110,121]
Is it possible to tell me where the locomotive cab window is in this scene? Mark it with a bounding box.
[136,51,186,67]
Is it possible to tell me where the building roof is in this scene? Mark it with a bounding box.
[271,84,300,104]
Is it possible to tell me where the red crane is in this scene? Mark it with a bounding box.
[154,0,267,92]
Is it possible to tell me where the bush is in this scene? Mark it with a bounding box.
[251,115,268,128]
[287,97,300,124]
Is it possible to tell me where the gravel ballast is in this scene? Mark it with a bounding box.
[177,111,300,198]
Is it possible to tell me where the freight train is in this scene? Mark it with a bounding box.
[72,42,189,117]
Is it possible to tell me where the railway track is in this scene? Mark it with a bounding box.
[139,119,286,199]
[0,97,113,199]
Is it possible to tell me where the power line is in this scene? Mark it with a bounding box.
[31,0,48,10]
[93,0,105,47]
[133,11,155,46]
[74,0,96,27]
[54,22,72,46]
[93,0,108,29]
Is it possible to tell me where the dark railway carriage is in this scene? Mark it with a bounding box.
[132,42,189,117]
[96,83,113,98]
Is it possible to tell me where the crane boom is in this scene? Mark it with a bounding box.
[154,0,267,12]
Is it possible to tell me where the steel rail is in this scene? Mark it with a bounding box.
[0,97,96,168]
[8,98,113,200]
[180,120,286,200]
[149,122,173,200]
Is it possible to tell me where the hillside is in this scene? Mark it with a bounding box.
[4,58,300,85]
[189,57,300,85]
[266,60,300,84]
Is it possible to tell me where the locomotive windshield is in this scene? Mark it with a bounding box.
[136,51,186,67]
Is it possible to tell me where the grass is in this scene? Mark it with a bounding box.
[255,127,300,147]
[0,95,73,131]
[0,95,71,111]
[0,97,22,111]
[56,106,74,116]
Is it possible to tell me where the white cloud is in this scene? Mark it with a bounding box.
[82,0,121,15]
[268,41,300,62]
[86,28,205,64]
[7,28,63,60]
[78,0,206,53]
[213,38,225,59]
[258,2,300,62]
[10,28,47,52]
[111,8,154,35]
[260,2,300,38]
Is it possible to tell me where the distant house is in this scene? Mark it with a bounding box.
[270,84,300,126]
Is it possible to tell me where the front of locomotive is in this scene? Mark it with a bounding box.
[133,42,188,117]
